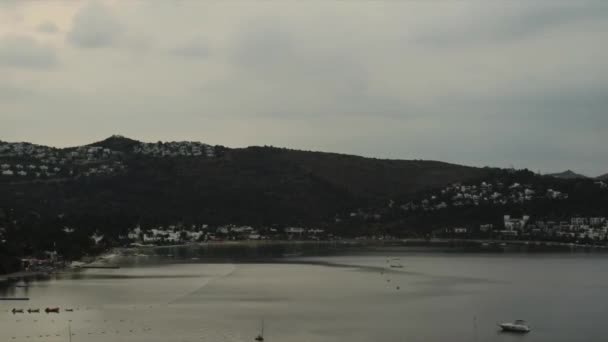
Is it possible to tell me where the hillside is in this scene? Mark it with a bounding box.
[2,136,608,271]
[0,136,491,228]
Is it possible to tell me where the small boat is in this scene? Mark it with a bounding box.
[12,308,24,314]
[27,308,40,313]
[499,320,530,333]
[254,319,265,341]
[45,307,60,313]
[65,308,74,312]
[388,257,403,268]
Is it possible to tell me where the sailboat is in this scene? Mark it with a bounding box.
[254,319,264,341]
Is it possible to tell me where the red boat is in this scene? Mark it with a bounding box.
[45,307,60,313]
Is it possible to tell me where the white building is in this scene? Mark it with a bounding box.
[285,227,305,234]
[504,215,530,231]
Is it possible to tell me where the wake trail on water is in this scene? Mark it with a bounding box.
[167,263,237,305]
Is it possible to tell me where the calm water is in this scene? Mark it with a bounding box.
[2,244,608,342]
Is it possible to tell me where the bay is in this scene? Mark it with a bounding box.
[2,244,607,342]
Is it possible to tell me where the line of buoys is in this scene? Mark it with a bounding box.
[9,318,139,324]
[9,326,155,339]
[9,307,79,314]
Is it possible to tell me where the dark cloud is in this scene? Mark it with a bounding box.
[0,83,35,101]
[0,34,57,69]
[0,0,19,8]
[67,2,123,48]
[231,22,294,70]
[416,2,608,46]
[37,21,59,34]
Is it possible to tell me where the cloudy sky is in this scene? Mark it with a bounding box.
[1,1,607,176]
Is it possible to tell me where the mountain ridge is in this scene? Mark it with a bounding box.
[547,170,589,180]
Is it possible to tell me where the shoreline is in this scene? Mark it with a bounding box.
[3,238,605,278]
[0,270,51,283]
[125,238,608,252]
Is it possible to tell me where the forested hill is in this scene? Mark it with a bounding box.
[0,135,490,228]
[2,136,608,270]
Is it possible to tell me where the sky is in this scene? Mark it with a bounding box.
[0,1,607,176]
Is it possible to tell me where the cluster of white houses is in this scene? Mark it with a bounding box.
[445,215,608,241]
[121,225,327,245]
[0,139,220,180]
[0,142,118,162]
[0,141,127,179]
[0,142,55,158]
[402,181,570,212]
[0,159,125,178]
[1,163,62,177]
[132,141,216,158]
[527,217,608,240]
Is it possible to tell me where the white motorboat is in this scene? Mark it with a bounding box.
[499,320,531,333]
[389,257,403,268]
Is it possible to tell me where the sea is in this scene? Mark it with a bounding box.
[1,242,607,342]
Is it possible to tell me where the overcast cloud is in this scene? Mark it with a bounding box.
[0,1,606,176]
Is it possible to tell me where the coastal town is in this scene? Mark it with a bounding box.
[7,212,602,253]
[3,213,608,279]
[440,215,608,242]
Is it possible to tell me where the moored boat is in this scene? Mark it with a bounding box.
[254,319,265,341]
[499,320,530,333]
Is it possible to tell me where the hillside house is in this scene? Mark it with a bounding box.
[504,215,530,231]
